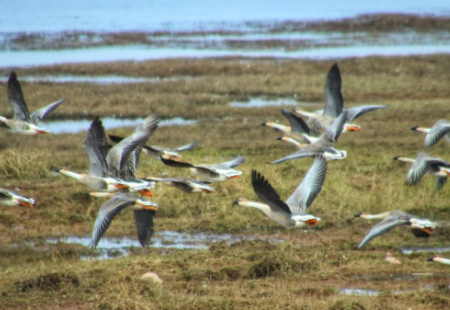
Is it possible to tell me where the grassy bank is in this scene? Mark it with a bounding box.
[1,55,450,309]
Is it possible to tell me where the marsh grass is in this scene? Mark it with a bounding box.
[2,56,450,308]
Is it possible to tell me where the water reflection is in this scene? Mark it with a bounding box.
[44,117,197,134]
[401,246,450,255]
[2,44,450,68]
[230,97,314,108]
[45,231,284,260]
[0,75,162,84]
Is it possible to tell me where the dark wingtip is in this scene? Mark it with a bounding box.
[354,213,362,218]
[82,192,90,196]
[427,257,435,262]
[8,70,17,81]
[393,156,400,160]
[261,121,267,126]
[232,200,239,205]
[276,137,282,141]
[411,126,419,131]
[53,168,61,173]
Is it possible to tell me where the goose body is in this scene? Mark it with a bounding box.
[234,156,327,228]
[109,134,197,160]
[89,193,158,248]
[58,115,158,197]
[270,111,348,164]
[0,188,35,208]
[293,63,386,133]
[160,154,245,182]
[355,211,437,248]
[0,71,66,134]
[394,153,450,190]
[144,177,214,193]
[428,256,450,265]
[411,120,450,148]
[262,109,319,143]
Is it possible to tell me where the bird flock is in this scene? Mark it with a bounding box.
[0,64,449,265]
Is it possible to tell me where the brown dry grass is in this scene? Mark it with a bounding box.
[1,55,450,309]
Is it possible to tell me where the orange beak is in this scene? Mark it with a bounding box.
[142,205,159,211]
[37,130,50,134]
[113,184,129,189]
[138,189,154,198]
[201,189,214,193]
[421,228,433,235]
[19,201,34,208]
[305,219,319,226]
[345,125,360,132]
[229,175,240,179]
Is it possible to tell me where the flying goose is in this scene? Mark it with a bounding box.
[394,153,450,190]
[269,111,348,164]
[262,109,318,143]
[411,120,450,148]
[160,154,245,182]
[0,71,66,134]
[427,256,450,264]
[57,115,158,197]
[109,134,197,160]
[233,156,327,227]
[143,177,214,193]
[355,211,437,248]
[88,193,158,248]
[293,63,386,133]
[0,188,35,208]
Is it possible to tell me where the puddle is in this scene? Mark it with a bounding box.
[0,75,166,84]
[339,288,380,296]
[401,246,450,255]
[229,97,315,108]
[43,231,283,260]
[43,117,197,134]
[2,44,450,68]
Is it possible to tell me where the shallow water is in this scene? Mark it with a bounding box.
[0,75,164,84]
[400,246,450,255]
[229,97,312,108]
[3,44,450,68]
[45,231,284,260]
[43,117,197,134]
[1,0,449,33]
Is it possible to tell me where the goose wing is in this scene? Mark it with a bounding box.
[108,134,143,179]
[345,105,387,121]
[423,119,450,148]
[90,195,136,248]
[7,71,30,121]
[107,115,159,177]
[251,170,291,214]
[306,118,325,136]
[84,116,109,177]
[435,177,447,191]
[323,63,343,118]
[315,111,348,147]
[281,109,310,135]
[133,209,155,247]
[0,188,13,199]
[160,154,194,168]
[358,214,410,248]
[285,156,328,213]
[30,99,66,125]
[269,145,326,164]
[174,141,198,152]
[210,155,245,169]
[405,153,450,186]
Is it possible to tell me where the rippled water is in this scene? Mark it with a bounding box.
[43,117,197,134]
